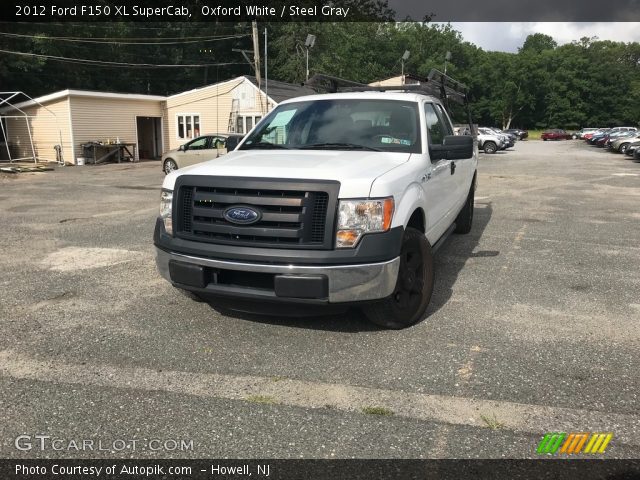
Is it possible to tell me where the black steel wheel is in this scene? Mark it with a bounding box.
[362,227,434,329]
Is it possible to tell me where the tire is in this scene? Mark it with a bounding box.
[483,141,497,154]
[361,227,434,329]
[454,180,475,234]
[163,158,178,175]
[620,143,629,154]
[542,138,547,141]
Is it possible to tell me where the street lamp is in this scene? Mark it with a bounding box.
[401,50,410,83]
[444,51,452,75]
[305,34,316,81]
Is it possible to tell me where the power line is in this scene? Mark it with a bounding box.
[0,21,247,33]
[0,49,244,68]
[0,32,251,44]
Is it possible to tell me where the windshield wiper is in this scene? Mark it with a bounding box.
[241,142,289,150]
[299,142,381,152]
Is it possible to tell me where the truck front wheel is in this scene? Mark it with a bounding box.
[362,227,434,329]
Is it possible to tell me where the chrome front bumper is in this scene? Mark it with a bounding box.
[155,248,400,303]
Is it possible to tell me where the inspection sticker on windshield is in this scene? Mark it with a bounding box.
[380,136,411,145]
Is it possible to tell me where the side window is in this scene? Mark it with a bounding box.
[187,137,208,150]
[424,103,445,145]
[435,104,454,136]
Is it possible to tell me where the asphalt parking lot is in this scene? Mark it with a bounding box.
[1,140,639,460]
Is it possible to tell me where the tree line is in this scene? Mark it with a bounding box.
[1,21,638,129]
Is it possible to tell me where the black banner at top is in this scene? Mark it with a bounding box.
[3,0,640,22]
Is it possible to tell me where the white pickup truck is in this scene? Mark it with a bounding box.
[155,71,477,329]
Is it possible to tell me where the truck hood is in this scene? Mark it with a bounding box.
[162,149,411,198]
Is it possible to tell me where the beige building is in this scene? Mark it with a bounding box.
[1,90,165,163]
[1,76,313,164]
[368,74,422,87]
[163,75,314,151]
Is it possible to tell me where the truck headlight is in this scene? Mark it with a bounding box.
[160,189,173,235]
[336,197,394,248]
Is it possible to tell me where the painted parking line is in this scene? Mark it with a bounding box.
[1,350,638,449]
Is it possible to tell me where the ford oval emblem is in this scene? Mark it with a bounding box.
[223,206,261,225]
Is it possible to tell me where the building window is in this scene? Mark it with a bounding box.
[235,115,263,134]
[177,114,200,140]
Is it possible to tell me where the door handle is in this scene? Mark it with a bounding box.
[450,161,456,175]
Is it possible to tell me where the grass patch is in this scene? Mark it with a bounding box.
[480,413,504,430]
[246,394,278,405]
[362,406,394,416]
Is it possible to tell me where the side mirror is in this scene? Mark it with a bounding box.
[179,144,186,151]
[430,135,473,161]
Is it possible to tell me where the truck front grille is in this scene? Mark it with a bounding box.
[174,176,339,250]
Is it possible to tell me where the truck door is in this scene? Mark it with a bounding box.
[435,103,472,210]
[422,102,459,242]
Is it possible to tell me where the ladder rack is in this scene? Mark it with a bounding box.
[305,69,469,106]
[305,69,475,135]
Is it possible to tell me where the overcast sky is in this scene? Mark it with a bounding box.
[436,23,640,52]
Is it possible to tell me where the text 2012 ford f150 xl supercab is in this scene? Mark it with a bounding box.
[154,70,477,329]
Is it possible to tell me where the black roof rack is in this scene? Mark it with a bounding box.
[305,69,469,106]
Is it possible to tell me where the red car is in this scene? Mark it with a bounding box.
[541,129,572,141]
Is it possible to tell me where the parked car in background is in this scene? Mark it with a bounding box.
[624,140,640,157]
[588,129,611,144]
[571,128,599,139]
[541,129,572,141]
[477,128,504,154]
[486,127,514,149]
[596,134,611,147]
[504,128,528,140]
[162,134,236,174]
[601,130,635,148]
[609,132,640,153]
[610,126,638,134]
[583,129,607,141]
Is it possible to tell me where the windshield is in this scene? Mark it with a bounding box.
[239,99,421,153]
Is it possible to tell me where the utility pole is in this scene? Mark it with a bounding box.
[264,27,268,112]
[252,20,263,114]
[252,21,262,90]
